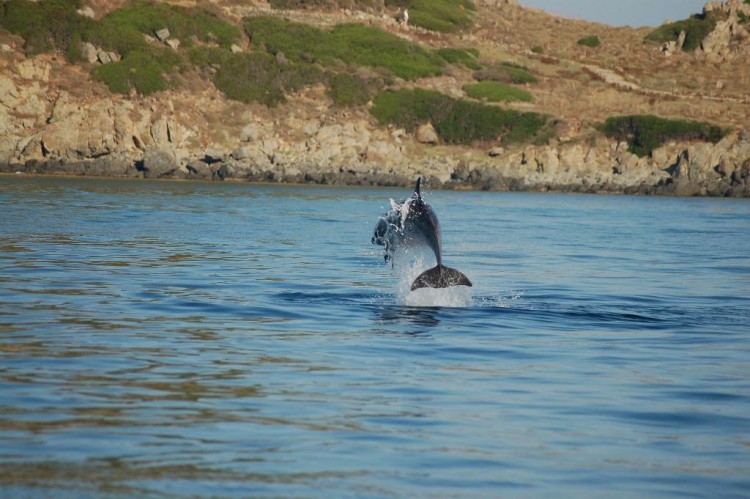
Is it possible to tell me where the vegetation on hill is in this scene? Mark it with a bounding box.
[371,88,547,144]
[577,35,601,48]
[435,48,481,69]
[0,0,241,94]
[0,0,92,55]
[473,62,538,85]
[600,115,727,157]
[385,0,476,32]
[244,16,444,80]
[645,11,719,51]
[189,48,323,106]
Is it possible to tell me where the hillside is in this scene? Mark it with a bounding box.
[0,0,748,195]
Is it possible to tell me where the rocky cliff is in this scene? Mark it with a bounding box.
[1,0,748,196]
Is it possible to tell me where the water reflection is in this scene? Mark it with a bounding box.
[373,305,441,332]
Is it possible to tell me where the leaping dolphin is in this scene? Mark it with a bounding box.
[372,178,473,291]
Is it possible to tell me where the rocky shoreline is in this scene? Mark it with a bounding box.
[3,126,749,197]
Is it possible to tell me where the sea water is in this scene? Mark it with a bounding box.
[1,176,749,498]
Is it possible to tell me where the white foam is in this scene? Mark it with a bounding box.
[392,252,473,308]
[403,286,473,308]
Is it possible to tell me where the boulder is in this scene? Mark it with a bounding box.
[80,42,98,63]
[155,28,170,42]
[186,160,212,180]
[97,51,112,64]
[76,6,95,18]
[142,147,178,178]
[416,123,439,144]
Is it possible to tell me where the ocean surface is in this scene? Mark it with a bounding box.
[1,175,749,498]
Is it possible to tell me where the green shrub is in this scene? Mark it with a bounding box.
[385,0,476,32]
[600,115,727,157]
[92,50,174,95]
[645,13,718,51]
[371,88,454,130]
[464,81,532,102]
[438,99,514,143]
[474,62,538,84]
[326,72,372,107]
[531,45,544,54]
[190,47,323,106]
[332,23,443,79]
[244,17,443,80]
[66,31,83,63]
[436,48,481,69]
[0,0,93,55]
[95,0,240,50]
[577,35,601,48]
[371,88,547,145]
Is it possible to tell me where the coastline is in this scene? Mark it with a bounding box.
[3,131,748,197]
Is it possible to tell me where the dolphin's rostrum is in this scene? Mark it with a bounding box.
[372,178,473,291]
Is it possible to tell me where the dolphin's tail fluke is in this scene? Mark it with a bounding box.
[411,264,473,290]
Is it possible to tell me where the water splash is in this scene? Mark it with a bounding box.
[475,288,531,309]
[391,252,473,308]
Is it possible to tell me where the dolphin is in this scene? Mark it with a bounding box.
[372,177,473,291]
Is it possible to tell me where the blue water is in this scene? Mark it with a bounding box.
[1,176,749,498]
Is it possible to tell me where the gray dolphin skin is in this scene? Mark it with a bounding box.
[372,178,473,291]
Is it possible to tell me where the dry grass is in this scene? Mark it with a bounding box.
[469,3,749,130]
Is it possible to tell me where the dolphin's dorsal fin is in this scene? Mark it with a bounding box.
[414,177,422,198]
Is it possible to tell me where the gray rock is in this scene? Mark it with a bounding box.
[76,6,95,18]
[677,30,687,49]
[186,160,212,180]
[80,42,98,63]
[142,147,178,178]
[97,51,112,64]
[155,28,170,42]
[230,145,258,160]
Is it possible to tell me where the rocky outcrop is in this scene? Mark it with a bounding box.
[701,0,750,60]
